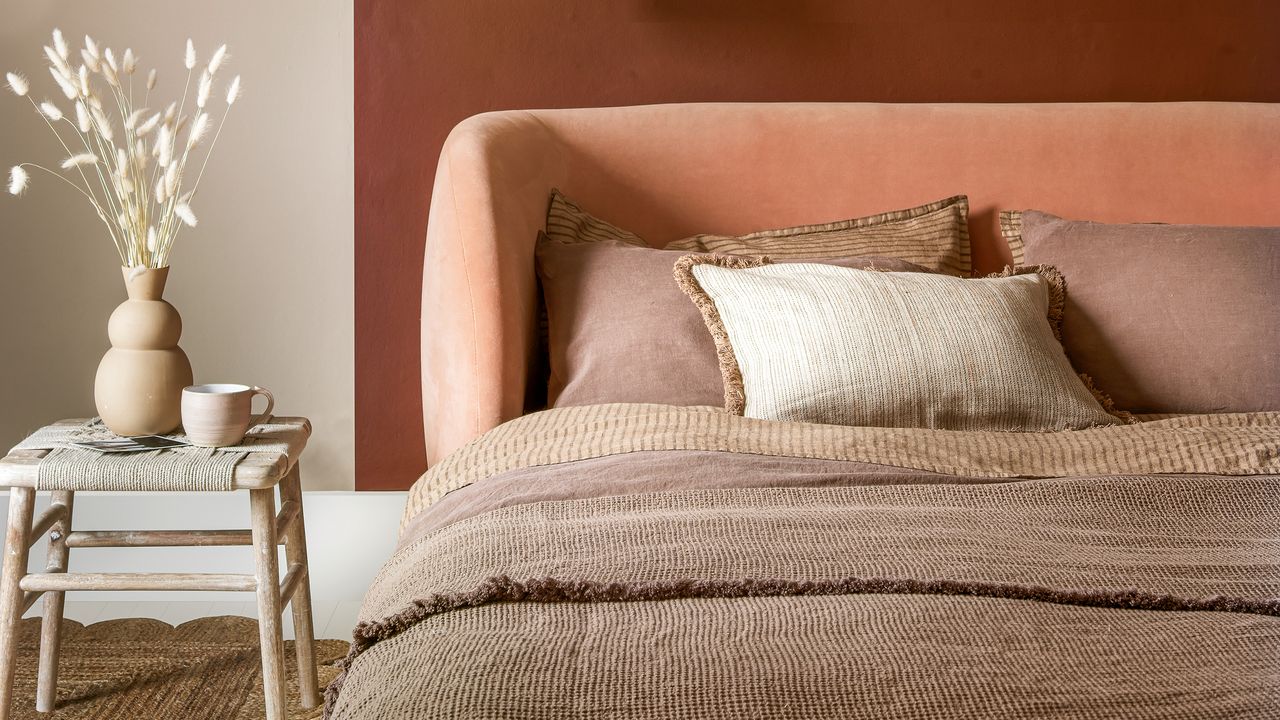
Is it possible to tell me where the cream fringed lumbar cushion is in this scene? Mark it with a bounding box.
[673,255,1124,431]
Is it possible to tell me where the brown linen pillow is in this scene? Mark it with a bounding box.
[673,255,1123,431]
[536,234,928,408]
[546,189,972,276]
[1001,210,1280,413]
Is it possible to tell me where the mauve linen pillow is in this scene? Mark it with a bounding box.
[536,235,929,408]
[1001,210,1280,413]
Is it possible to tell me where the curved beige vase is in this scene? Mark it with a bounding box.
[94,267,194,436]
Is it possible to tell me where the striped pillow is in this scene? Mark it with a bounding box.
[546,190,972,276]
[673,255,1124,431]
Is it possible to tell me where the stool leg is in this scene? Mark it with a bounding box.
[280,464,320,708]
[36,490,73,713]
[250,488,286,720]
[0,488,35,720]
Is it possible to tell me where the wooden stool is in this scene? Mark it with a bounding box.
[0,418,320,720]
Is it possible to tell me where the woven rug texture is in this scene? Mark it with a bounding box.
[6,616,346,719]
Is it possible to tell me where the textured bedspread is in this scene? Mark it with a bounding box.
[327,404,1280,719]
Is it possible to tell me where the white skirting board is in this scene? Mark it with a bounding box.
[0,490,407,605]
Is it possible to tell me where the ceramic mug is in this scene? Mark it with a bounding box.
[181,384,275,447]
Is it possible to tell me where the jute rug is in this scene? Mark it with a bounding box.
[7,616,347,719]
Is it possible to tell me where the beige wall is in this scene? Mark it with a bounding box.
[0,1,354,489]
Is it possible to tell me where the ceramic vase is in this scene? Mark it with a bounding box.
[94,266,194,436]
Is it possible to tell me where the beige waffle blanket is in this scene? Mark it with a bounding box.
[329,404,1280,719]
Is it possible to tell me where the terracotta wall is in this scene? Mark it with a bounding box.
[355,0,1280,489]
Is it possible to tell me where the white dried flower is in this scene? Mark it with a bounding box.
[84,35,100,60]
[51,29,68,60]
[49,67,77,100]
[8,166,28,195]
[157,124,172,167]
[146,226,158,252]
[103,47,117,73]
[135,112,161,136]
[91,107,114,142]
[122,48,136,75]
[163,101,176,123]
[77,65,89,96]
[61,153,98,169]
[165,163,179,196]
[102,62,119,88]
[225,75,241,105]
[88,94,102,111]
[147,68,157,90]
[154,176,166,204]
[187,112,209,149]
[39,101,63,121]
[174,202,197,227]
[80,48,100,73]
[196,70,212,108]
[116,147,129,173]
[4,72,28,97]
[44,46,69,76]
[207,44,228,75]
[125,108,146,130]
[75,101,91,132]
[184,39,195,70]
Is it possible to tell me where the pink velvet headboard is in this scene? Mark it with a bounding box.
[420,102,1280,465]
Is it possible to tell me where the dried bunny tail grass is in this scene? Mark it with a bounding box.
[208,44,228,75]
[174,114,190,135]
[187,113,209,149]
[164,163,179,196]
[77,65,89,96]
[184,38,196,70]
[48,66,77,100]
[122,48,136,75]
[83,35,99,59]
[39,101,63,121]
[51,29,69,60]
[91,106,114,142]
[101,62,120,88]
[146,225,158,252]
[75,101,91,132]
[135,112,161,136]
[225,75,241,105]
[154,175,166,205]
[4,72,28,96]
[125,107,147,130]
[147,68,157,90]
[174,202,197,227]
[103,47,117,73]
[157,124,173,166]
[80,48,100,73]
[196,70,212,108]
[115,147,129,171]
[43,46,70,78]
[60,153,98,169]
[163,101,177,123]
[8,166,29,195]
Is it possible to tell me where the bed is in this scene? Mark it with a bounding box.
[327,103,1280,718]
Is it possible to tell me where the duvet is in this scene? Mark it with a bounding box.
[326,404,1280,719]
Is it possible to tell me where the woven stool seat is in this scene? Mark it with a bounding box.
[1,417,310,492]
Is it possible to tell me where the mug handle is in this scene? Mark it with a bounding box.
[247,386,275,431]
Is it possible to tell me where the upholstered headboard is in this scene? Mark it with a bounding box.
[420,102,1280,464]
